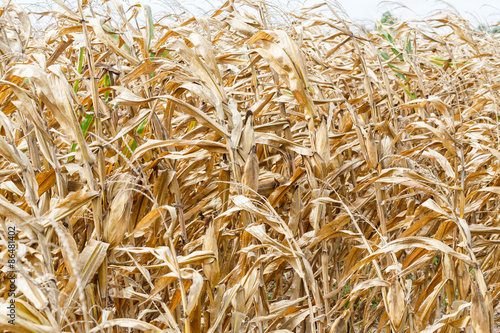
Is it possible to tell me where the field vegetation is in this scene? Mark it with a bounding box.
[0,0,500,332]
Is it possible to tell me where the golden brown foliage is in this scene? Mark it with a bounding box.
[0,1,499,332]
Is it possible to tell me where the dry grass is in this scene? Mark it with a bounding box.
[0,1,500,332]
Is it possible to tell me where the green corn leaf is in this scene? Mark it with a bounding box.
[406,38,412,54]
[68,113,94,162]
[137,118,147,136]
[74,47,84,93]
[377,49,390,60]
[143,5,154,52]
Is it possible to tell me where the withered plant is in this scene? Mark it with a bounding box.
[0,1,499,332]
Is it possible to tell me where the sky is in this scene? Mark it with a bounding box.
[336,0,500,25]
[146,0,500,26]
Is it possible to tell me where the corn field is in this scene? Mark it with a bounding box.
[1,0,500,332]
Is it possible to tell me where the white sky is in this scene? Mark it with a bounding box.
[336,0,500,25]
[147,0,500,26]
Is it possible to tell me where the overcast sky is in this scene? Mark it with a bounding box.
[147,0,500,26]
[337,0,500,25]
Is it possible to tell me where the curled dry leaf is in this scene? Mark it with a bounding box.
[0,1,498,332]
[387,278,405,330]
[471,283,492,333]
